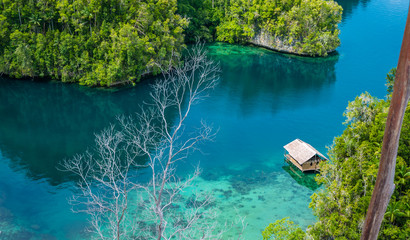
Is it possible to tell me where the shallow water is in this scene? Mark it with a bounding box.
[0,0,409,239]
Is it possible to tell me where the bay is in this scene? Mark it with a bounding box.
[0,0,408,238]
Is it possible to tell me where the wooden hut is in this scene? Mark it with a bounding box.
[284,139,327,172]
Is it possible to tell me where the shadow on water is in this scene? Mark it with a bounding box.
[0,71,210,187]
[336,0,372,21]
[282,165,321,191]
[0,78,154,185]
[206,43,339,116]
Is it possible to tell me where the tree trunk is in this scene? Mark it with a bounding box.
[360,5,410,240]
[18,7,22,26]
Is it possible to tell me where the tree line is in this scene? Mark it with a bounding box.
[178,0,342,57]
[0,0,188,86]
[0,0,342,86]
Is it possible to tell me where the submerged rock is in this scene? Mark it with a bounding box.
[258,195,266,201]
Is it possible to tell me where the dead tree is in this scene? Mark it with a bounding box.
[119,42,233,239]
[360,5,410,240]
[62,42,243,239]
[61,125,140,240]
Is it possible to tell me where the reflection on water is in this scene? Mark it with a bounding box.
[337,0,372,20]
[282,166,321,191]
[207,43,338,116]
[0,79,153,185]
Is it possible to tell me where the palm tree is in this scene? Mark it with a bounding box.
[29,13,42,33]
[395,164,410,193]
[384,201,405,223]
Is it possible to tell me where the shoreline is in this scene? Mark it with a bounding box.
[0,42,338,88]
[248,41,338,58]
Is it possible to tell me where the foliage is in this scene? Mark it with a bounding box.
[386,67,397,96]
[262,217,306,240]
[176,0,229,43]
[306,68,410,239]
[177,0,214,42]
[215,0,342,56]
[0,0,343,84]
[0,0,188,86]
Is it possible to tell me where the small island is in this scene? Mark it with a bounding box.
[216,0,342,56]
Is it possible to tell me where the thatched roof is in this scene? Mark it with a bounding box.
[284,139,327,165]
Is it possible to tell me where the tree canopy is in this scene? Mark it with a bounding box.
[0,0,188,86]
[215,0,342,56]
[0,0,343,85]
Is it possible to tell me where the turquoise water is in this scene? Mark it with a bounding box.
[0,0,408,238]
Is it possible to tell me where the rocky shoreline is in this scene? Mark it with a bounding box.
[250,30,336,57]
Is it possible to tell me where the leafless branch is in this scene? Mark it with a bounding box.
[62,41,245,239]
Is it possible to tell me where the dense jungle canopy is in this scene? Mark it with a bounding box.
[0,0,342,86]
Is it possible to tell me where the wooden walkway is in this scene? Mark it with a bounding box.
[285,154,303,171]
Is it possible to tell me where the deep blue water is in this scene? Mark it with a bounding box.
[0,0,408,238]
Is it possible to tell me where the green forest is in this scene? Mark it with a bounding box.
[0,0,342,86]
[263,69,410,239]
[215,0,342,56]
[0,0,188,86]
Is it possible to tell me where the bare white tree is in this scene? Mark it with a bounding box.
[62,42,244,239]
[61,125,141,240]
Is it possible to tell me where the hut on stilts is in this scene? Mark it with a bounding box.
[284,139,327,172]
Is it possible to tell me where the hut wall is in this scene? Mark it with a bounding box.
[301,158,320,171]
